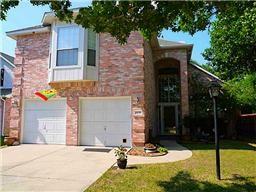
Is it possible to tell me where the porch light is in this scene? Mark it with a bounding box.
[209,80,221,98]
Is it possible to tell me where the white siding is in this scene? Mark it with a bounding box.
[52,67,83,82]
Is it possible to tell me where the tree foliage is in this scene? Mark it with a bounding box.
[1,0,253,44]
[203,2,256,80]
[223,73,256,112]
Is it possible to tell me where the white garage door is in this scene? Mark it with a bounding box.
[80,97,131,147]
[23,100,66,144]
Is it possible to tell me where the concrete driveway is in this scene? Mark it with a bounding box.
[0,144,116,191]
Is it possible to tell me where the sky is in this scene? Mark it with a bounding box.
[0,0,210,65]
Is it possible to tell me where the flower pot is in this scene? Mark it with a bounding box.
[4,137,16,146]
[144,147,157,153]
[117,159,127,169]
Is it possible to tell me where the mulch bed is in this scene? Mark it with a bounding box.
[127,148,167,157]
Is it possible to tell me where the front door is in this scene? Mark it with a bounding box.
[159,104,179,135]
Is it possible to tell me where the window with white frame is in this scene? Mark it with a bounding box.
[56,26,79,66]
[87,29,97,66]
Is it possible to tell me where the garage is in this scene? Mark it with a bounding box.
[80,97,132,147]
[23,99,66,144]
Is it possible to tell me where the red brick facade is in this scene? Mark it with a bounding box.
[9,31,149,146]
[8,29,191,146]
[1,98,12,136]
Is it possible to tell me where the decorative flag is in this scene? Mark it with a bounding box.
[35,89,57,101]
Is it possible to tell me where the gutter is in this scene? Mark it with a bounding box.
[6,26,51,40]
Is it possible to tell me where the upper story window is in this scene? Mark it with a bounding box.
[87,29,96,66]
[49,23,99,82]
[56,26,79,66]
[0,68,4,87]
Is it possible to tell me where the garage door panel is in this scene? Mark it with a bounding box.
[80,122,105,134]
[81,134,105,146]
[106,122,131,135]
[106,134,131,147]
[80,97,131,147]
[81,111,106,122]
[105,112,130,122]
[23,100,66,144]
[25,100,66,110]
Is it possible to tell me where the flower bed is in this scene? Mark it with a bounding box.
[127,147,168,157]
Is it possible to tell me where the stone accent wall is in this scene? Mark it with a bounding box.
[9,31,147,146]
[143,41,156,138]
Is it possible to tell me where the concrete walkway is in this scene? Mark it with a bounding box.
[0,145,116,192]
[127,140,192,165]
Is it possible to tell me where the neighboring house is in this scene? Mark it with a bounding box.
[5,10,221,146]
[0,52,15,137]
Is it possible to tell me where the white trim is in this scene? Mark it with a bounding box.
[6,26,50,40]
[190,63,223,82]
[0,55,15,68]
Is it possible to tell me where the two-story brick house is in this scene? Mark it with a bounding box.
[6,10,220,146]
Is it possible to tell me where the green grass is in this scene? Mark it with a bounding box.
[87,140,256,192]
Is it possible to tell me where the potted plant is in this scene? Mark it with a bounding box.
[144,143,157,153]
[114,146,127,169]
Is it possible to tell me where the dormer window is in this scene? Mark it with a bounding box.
[56,26,79,66]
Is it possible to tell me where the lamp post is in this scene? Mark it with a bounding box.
[209,80,221,180]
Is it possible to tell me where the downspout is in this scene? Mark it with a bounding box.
[0,97,6,137]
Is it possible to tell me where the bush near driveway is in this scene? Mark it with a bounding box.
[87,140,256,192]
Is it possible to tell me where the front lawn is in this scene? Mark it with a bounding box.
[87,140,256,192]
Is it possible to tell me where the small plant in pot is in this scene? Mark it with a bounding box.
[114,146,127,169]
[144,143,157,153]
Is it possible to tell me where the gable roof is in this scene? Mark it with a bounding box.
[6,25,50,40]
[189,62,223,83]
[159,39,188,47]
[0,52,15,68]
[158,39,193,49]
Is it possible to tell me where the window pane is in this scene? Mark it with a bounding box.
[88,29,96,50]
[87,49,96,66]
[1,68,4,86]
[57,27,79,49]
[57,49,78,66]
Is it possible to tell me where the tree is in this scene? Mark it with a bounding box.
[223,73,256,112]
[1,1,254,44]
[203,2,256,80]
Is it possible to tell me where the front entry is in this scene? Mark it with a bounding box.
[159,104,179,135]
[155,59,181,137]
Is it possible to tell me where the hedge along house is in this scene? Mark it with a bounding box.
[5,10,220,147]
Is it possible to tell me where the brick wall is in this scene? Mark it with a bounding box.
[3,98,12,136]
[143,41,156,138]
[9,31,147,146]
